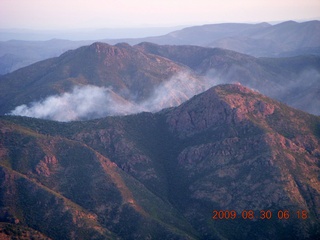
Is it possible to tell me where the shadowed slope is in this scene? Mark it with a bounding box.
[2,84,319,239]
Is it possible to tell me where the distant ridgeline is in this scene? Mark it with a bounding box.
[0,21,320,239]
[0,41,320,120]
[1,20,320,75]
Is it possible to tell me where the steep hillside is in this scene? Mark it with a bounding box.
[136,42,320,115]
[0,222,52,240]
[0,42,202,118]
[1,42,319,119]
[1,84,319,239]
[0,118,198,239]
[163,84,320,239]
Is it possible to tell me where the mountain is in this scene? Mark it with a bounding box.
[1,20,319,75]
[0,42,204,120]
[127,22,271,46]
[207,20,320,57]
[0,120,197,239]
[136,42,320,115]
[1,42,319,119]
[132,20,320,57]
[1,84,320,239]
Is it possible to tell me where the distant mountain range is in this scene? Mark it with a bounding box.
[0,42,319,118]
[0,39,92,75]
[1,84,319,239]
[0,26,186,41]
[0,21,320,239]
[136,42,320,115]
[133,20,320,57]
[0,20,319,75]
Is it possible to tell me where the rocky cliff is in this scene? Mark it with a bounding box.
[1,84,319,239]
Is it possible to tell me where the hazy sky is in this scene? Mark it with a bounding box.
[1,0,319,29]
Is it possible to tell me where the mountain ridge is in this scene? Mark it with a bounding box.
[0,42,203,119]
[1,42,319,119]
[1,84,319,239]
[1,20,320,75]
[136,42,320,115]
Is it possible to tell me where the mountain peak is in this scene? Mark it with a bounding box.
[213,82,254,93]
[166,83,305,138]
[1,80,319,239]
[278,20,298,25]
[89,41,112,49]
[88,41,121,55]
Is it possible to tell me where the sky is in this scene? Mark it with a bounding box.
[1,0,319,30]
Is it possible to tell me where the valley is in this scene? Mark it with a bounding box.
[1,84,320,239]
[0,19,319,239]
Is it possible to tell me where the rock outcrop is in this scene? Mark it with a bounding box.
[0,84,319,239]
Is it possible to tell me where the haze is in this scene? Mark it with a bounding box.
[1,0,319,30]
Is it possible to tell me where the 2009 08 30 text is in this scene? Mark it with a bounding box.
[212,210,308,220]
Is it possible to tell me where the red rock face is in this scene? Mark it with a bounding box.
[0,84,319,239]
[165,85,320,234]
[35,156,58,177]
